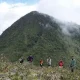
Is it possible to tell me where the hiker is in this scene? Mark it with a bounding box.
[47,57,52,66]
[59,60,64,68]
[27,55,33,62]
[19,57,24,64]
[70,56,76,72]
[40,58,43,67]
[27,55,33,69]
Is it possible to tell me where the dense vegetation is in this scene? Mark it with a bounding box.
[0,11,80,68]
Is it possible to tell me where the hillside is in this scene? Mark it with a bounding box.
[0,60,80,80]
[0,11,80,68]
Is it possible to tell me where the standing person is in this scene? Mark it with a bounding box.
[40,58,43,67]
[59,60,64,68]
[27,55,33,63]
[19,57,24,64]
[47,57,52,67]
[70,56,76,72]
[27,55,33,68]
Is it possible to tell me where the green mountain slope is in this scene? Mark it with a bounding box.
[0,11,80,68]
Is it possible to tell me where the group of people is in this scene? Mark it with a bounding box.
[40,57,64,68]
[39,56,76,72]
[40,57,52,67]
[19,55,76,72]
[19,55,33,64]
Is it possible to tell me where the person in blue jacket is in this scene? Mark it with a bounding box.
[70,56,76,72]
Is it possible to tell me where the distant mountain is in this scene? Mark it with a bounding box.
[0,11,80,68]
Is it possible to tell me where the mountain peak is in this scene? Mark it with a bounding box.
[0,11,80,68]
[27,11,41,16]
[28,11,50,18]
[30,11,39,14]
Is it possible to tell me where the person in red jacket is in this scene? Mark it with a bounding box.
[59,60,64,68]
[40,58,43,67]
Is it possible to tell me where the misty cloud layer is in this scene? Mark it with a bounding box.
[37,0,80,24]
[37,0,80,35]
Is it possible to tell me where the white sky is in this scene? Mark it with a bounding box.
[0,0,80,35]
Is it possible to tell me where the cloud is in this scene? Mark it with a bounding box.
[0,0,80,35]
[36,0,80,35]
[0,2,37,35]
[37,0,80,24]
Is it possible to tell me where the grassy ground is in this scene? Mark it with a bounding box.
[0,61,80,80]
